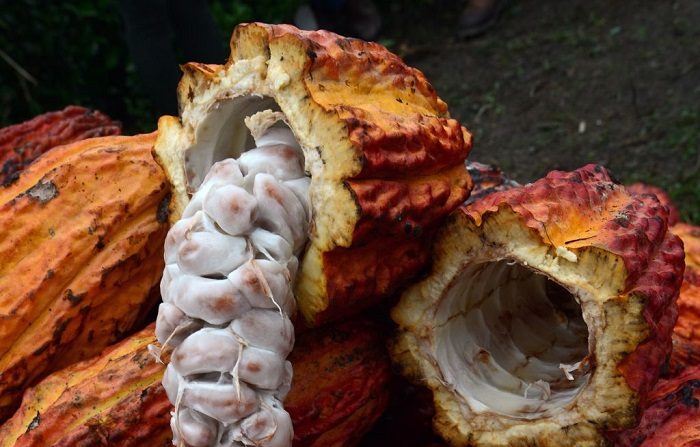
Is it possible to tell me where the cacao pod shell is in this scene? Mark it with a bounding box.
[156,23,473,327]
[0,133,169,421]
[0,106,121,187]
[0,319,391,446]
[392,164,685,446]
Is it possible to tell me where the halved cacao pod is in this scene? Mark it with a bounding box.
[0,133,169,421]
[155,22,472,327]
[391,164,685,446]
[607,364,700,446]
[0,319,391,447]
[0,106,121,186]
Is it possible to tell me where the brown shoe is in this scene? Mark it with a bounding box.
[458,0,509,38]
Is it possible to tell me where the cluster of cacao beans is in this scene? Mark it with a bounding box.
[0,22,698,447]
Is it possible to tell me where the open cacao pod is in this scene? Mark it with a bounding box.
[0,106,121,186]
[0,133,169,421]
[0,318,391,447]
[392,164,685,446]
[155,22,473,326]
[152,22,471,445]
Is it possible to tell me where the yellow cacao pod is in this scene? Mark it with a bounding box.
[0,133,170,421]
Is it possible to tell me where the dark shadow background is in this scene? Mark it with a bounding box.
[0,0,698,222]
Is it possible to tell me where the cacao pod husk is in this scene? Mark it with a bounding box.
[0,319,391,447]
[0,133,169,421]
[392,164,685,446]
[155,23,473,327]
[0,106,121,187]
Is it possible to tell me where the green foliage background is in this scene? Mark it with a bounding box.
[0,0,299,133]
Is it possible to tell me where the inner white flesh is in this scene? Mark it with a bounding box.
[155,101,309,447]
[435,260,590,419]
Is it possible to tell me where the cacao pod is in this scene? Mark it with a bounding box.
[673,222,700,270]
[0,319,391,447]
[155,22,473,327]
[607,365,700,446]
[0,106,121,187]
[669,225,700,374]
[0,324,170,447]
[391,164,684,446]
[287,318,391,447]
[0,133,169,421]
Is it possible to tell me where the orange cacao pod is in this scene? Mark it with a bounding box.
[669,224,700,374]
[0,319,391,446]
[155,23,473,327]
[0,106,121,186]
[0,133,169,421]
[287,318,391,447]
[392,165,685,446]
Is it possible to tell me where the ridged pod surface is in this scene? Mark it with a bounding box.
[0,319,390,447]
[607,365,700,446]
[0,324,170,447]
[392,164,684,446]
[627,182,681,226]
[286,318,391,447]
[0,106,121,186]
[155,22,472,327]
[0,133,170,421]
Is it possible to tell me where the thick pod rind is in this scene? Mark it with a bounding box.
[0,133,169,422]
[154,22,472,326]
[391,164,684,446]
[0,324,170,447]
[0,106,121,186]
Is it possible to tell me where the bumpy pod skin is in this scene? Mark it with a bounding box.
[606,365,700,446]
[155,22,472,327]
[627,182,681,226]
[0,106,121,186]
[0,324,171,447]
[0,133,169,422]
[286,318,391,447]
[0,319,390,447]
[391,164,684,446]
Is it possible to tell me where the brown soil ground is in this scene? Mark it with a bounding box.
[382,0,700,222]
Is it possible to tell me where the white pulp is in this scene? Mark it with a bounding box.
[155,111,309,447]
